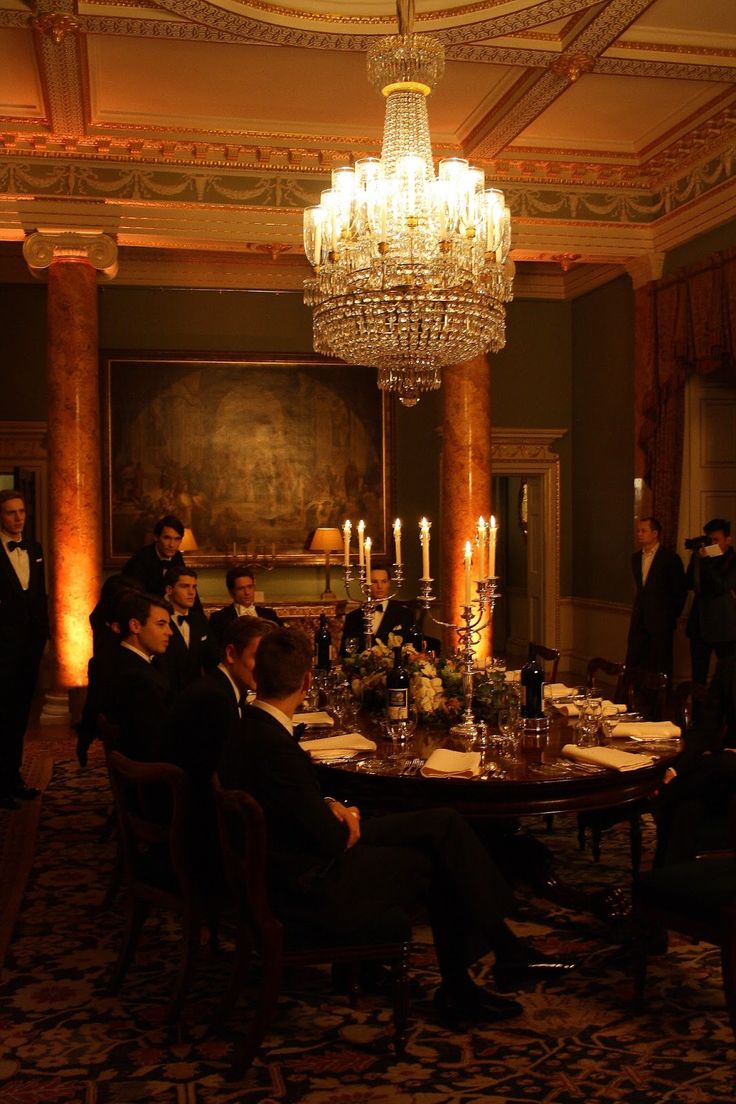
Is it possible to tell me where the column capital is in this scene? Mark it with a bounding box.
[23,230,118,280]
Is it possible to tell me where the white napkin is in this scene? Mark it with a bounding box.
[544,683,576,700]
[294,711,334,727]
[612,721,681,741]
[555,700,626,718]
[302,733,376,760]
[561,744,654,772]
[420,749,481,779]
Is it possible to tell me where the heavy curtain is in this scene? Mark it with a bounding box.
[635,247,736,545]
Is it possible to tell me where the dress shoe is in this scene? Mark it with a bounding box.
[493,950,576,992]
[433,983,523,1029]
[0,794,20,811]
[12,779,40,801]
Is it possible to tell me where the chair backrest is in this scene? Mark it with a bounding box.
[586,657,626,703]
[530,642,560,683]
[621,667,669,721]
[673,680,709,730]
[107,750,194,899]
[211,774,280,938]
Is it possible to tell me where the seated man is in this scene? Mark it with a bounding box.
[159,565,213,694]
[339,567,414,654]
[122,514,189,597]
[218,628,572,1028]
[104,591,173,762]
[655,653,736,865]
[208,567,281,658]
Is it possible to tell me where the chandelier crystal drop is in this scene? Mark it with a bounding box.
[303,9,514,407]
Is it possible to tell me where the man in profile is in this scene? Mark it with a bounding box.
[122,514,188,597]
[0,489,48,809]
[339,566,413,654]
[685,518,736,686]
[219,628,572,1029]
[159,565,213,693]
[208,567,281,659]
[104,591,173,761]
[626,516,686,679]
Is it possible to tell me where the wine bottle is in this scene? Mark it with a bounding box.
[314,613,331,670]
[520,644,544,718]
[386,645,410,721]
[406,621,424,653]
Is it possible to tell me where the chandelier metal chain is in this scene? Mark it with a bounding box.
[303,3,514,406]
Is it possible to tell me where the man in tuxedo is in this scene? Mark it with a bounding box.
[208,567,281,661]
[626,516,687,679]
[685,518,736,686]
[104,591,173,762]
[167,616,276,783]
[219,628,572,1028]
[0,490,48,809]
[122,514,188,597]
[159,566,213,694]
[339,567,414,655]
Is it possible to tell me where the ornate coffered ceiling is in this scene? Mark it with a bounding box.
[0,0,734,295]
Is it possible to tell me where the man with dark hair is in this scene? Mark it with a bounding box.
[219,628,572,1029]
[104,592,173,761]
[339,566,414,654]
[207,567,281,660]
[158,565,213,694]
[686,518,736,686]
[0,489,48,809]
[121,514,187,597]
[626,516,686,679]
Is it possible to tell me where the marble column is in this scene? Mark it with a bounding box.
[23,231,118,718]
[441,355,493,657]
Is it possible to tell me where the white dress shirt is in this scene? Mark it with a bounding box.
[641,543,659,585]
[1,531,30,590]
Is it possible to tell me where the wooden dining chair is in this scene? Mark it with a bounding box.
[586,657,625,703]
[212,775,411,1079]
[673,679,709,730]
[621,667,669,721]
[530,642,560,683]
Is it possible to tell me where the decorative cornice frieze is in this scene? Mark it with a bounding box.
[23,230,118,279]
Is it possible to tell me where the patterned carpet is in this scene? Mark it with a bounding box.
[1,748,735,1104]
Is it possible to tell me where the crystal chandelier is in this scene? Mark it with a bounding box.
[303,2,514,407]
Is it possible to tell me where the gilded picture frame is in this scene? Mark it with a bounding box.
[102,352,393,567]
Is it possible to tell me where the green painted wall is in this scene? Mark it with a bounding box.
[0,284,47,420]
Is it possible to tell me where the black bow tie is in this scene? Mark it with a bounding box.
[7,540,28,552]
[176,614,188,626]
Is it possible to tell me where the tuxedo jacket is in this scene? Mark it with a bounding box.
[0,538,49,659]
[630,546,686,634]
[167,666,241,782]
[104,645,171,762]
[207,602,281,661]
[122,542,185,596]
[339,598,414,655]
[686,548,736,644]
[157,608,213,695]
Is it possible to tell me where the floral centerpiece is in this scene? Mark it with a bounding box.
[343,636,510,728]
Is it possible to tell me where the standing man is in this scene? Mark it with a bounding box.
[685,518,736,686]
[159,565,213,694]
[626,516,687,679]
[104,591,173,761]
[0,489,48,809]
[339,567,413,654]
[208,567,281,660]
[122,514,187,597]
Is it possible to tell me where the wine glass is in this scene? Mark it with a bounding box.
[385,705,417,761]
[497,707,520,759]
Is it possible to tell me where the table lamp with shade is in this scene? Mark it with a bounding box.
[179,527,198,553]
[309,527,343,598]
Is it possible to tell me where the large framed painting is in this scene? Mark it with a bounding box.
[102,352,393,566]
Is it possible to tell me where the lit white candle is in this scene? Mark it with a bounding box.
[364,535,372,579]
[464,540,473,605]
[342,519,351,566]
[393,518,402,566]
[489,515,497,577]
[419,517,431,580]
[357,519,365,569]
[477,515,487,580]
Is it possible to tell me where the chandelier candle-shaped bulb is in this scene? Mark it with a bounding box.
[364,536,372,579]
[476,516,487,580]
[358,519,366,569]
[419,517,431,580]
[464,540,473,606]
[343,519,352,566]
[489,515,498,577]
[393,518,402,565]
